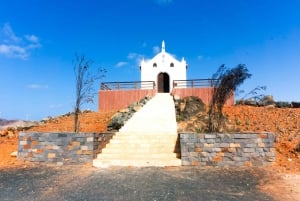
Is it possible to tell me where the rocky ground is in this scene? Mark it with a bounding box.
[0,104,300,200]
[1,165,295,201]
[1,105,300,172]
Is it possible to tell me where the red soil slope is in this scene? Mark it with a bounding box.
[1,106,300,173]
[223,105,300,173]
[0,111,115,169]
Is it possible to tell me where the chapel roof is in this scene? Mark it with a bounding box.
[141,40,186,65]
[151,40,178,62]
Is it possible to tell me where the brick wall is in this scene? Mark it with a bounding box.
[18,132,115,165]
[180,132,275,166]
[171,87,234,106]
[99,89,156,111]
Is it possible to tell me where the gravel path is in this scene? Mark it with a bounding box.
[0,165,274,201]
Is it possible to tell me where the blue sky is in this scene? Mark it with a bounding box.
[1,0,300,120]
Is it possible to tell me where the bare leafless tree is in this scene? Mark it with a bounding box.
[208,64,251,132]
[241,85,267,101]
[73,54,106,132]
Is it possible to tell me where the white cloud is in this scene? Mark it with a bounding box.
[115,61,128,68]
[49,104,63,109]
[2,23,21,43]
[197,55,211,61]
[142,42,147,48]
[127,52,145,65]
[0,23,41,59]
[0,44,28,59]
[152,46,160,54]
[197,55,204,60]
[127,53,138,60]
[155,0,173,5]
[128,52,143,61]
[27,84,49,89]
[25,34,39,43]
[27,43,41,49]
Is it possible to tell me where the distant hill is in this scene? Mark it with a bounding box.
[0,118,35,130]
[0,118,19,126]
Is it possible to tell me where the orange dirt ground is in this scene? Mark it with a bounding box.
[223,105,300,173]
[1,106,299,173]
[1,106,300,200]
[0,111,115,169]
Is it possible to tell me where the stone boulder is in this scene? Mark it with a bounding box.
[174,96,206,121]
[238,96,276,107]
[258,95,275,106]
[107,96,152,131]
[242,99,258,106]
[294,142,300,153]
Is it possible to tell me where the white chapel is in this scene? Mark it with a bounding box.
[140,41,187,93]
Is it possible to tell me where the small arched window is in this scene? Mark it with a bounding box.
[170,63,174,67]
[153,63,157,67]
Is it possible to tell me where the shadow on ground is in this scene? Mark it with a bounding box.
[0,165,274,201]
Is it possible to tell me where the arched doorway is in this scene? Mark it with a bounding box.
[157,73,170,93]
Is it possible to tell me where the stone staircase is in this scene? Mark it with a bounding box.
[93,93,181,167]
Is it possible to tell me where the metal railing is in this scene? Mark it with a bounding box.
[100,81,156,90]
[173,79,218,88]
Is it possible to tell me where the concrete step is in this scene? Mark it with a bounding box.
[116,132,178,136]
[106,138,177,143]
[106,137,176,143]
[93,159,182,168]
[101,147,177,154]
[108,139,177,145]
[105,143,177,149]
[105,141,177,147]
[104,143,181,152]
[112,133,178,138]
[97,153,178,159]
[119,129,177,135]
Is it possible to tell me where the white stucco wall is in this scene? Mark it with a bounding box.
[140,41,187,92]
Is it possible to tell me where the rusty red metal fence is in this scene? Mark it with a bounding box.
[98,79,234,112]
[173,79,218,88]
[100,81,155,90]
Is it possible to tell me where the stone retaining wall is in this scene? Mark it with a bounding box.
[180,132,275,166]
[18,132,114,165]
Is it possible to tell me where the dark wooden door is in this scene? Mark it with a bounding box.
[157,73,170,93]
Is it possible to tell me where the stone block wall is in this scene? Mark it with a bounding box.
[18,132,114,165]
[180,132,275,166]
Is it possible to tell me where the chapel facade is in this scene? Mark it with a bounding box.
[140,41,187,93]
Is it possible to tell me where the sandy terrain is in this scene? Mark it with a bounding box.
[0,106,300,200]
